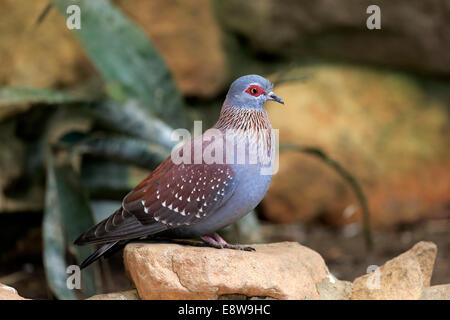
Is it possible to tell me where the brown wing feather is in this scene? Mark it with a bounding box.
[123,159,236,227]
[75,136,237,245]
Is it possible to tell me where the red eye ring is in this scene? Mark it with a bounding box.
[245,85,265,97]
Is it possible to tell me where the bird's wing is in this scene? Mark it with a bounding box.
[123,160,237,227]
[75,137,238,245]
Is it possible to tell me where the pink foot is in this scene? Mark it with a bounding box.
[201,233,255,251]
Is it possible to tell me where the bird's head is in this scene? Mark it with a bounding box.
[224,74,284,110]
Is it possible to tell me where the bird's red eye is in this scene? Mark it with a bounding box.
[245,85,264,97]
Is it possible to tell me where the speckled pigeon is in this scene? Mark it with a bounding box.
[75,75,284,269]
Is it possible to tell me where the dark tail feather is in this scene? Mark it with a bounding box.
[79,241,119,270]
[103,240,131,259]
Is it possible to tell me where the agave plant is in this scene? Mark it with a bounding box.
[0,0,192,299]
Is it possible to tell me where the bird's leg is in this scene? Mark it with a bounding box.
[200,235,224,249]
[201,233,256,251]
[211,232,228,246]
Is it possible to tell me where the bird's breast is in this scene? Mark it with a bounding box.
[172,162,272,237]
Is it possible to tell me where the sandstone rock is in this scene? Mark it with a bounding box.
[420,284,450,300]
[351,241,437,300]
[0,283,27,300]
[0,0,226,98]
[87,289,140,300]
[263,65,450,227]
[116,0,227,97]
[317,275,353,300]
[215,0,450,76]
[124,242,330,300]
[0,0,92,89]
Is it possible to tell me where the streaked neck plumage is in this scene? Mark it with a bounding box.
[214,105,273,165]
[214,105,271,132]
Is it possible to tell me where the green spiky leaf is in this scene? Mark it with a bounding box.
[59,133,169,169]
[0,87,76,107]
[43,155,100,299]
[52,0,188,128]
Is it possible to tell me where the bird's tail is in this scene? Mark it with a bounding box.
[78,240,129,269]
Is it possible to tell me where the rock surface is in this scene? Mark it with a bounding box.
[420,284,450,300]
[124,241,330,300]
[264,65,450,227]
[351,241,437,300]
[115,0,228,97]
[0,0,93,89]
[0,0,226,98]
[317,276,353,300]
[0,283,27,300]
[123,240,447,300]
[87,289,140,300]
[215,0,450,76]
[1,241,448,300]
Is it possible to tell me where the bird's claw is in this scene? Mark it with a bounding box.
[201,233,255,252]
[223,244,255,251]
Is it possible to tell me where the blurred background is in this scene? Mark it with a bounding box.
[0,0,448,299]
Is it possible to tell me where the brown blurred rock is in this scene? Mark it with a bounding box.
[116,0,227,97]
[0,0,226,98]
[0,0,92,89]
[351,241,437,300]
[215,0,450,76]
[264,65,450,227]
[317,276,353,300]
[124,242,330,300]
[0,283,27,300]
[420,284,450,300]
[87,289,140,300]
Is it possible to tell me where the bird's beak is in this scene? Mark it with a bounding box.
[267,91,284,104]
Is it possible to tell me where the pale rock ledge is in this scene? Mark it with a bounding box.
[1,241,447,300]
[123,241,332,300]
[0,283,27,300]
